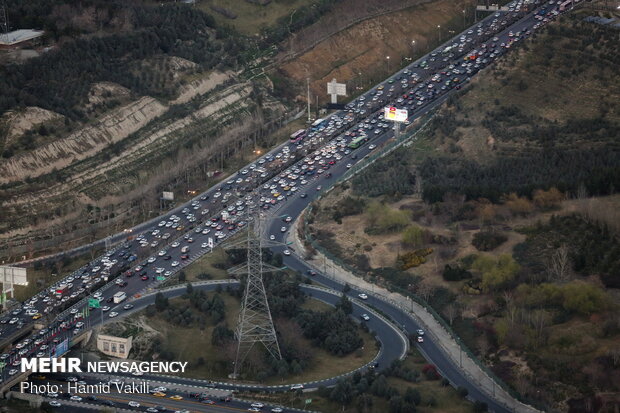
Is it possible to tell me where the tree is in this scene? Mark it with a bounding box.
[561,281,607,315]
[154,292,169,312]
[404,387,421,405]
[416,281,435,302]
[546,244,571,282]
[532,187,564,210]
[330,379,354,407]
[402,225,423,247]
[444,302,460,326]
[337,294,353,315]
[473,254,520,292]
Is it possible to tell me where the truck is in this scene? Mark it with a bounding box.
[113,292,126,304]
[55,284,68,298]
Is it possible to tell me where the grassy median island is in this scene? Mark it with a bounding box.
[105,272,378,383]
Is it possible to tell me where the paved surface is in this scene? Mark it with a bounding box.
[288,217,541,413]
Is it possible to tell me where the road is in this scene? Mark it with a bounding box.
[18,280,406,413]
[1,1,570,412]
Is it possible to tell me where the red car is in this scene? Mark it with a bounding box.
[181,254,189,260]
[141,275,149,281]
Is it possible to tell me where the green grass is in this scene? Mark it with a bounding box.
[198,0,316,36]
[181,246,232,281]
[139,293,377,384]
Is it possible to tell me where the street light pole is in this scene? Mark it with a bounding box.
[386,56,390,73]
[411,40,416,59]
[437,25,441,43]
[463,9,466,28]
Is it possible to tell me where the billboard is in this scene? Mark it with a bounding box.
[0,266,28,286]
[327,79,346,96]
[54,338,69,358]
[384,106,408,123]
[162,191,174,201]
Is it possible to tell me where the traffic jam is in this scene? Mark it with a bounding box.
[0,0,574,407]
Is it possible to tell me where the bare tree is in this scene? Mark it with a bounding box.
[444,302,460,326]
[416,281,435,303]
[546,244,571,282]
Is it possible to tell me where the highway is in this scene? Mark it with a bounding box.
[16,281,407,413]
[0,1,572,412]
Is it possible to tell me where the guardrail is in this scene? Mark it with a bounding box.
[296,118,547,412]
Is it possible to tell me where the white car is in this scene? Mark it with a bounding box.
[358,293,368,300]
[361,314,370,321]
[290,384,304,391]
[128,401,140,408]
[171,261,179,267]
[70,395,82,401]
[283,250,291,256]
[416,329,425,336]
[271,408,283,413]
[280,226,287,233]
[171,241,180,248]
[49,401,61,407]
[251,403,265,408]
[109,312,119,318]
[269,235,276,240]
[417,336,424,343]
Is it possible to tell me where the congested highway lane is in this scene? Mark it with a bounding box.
[2,3,570,412]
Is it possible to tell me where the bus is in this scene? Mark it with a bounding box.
[311,118,325,131]
[290,129,306,143]
[348,136,367,149]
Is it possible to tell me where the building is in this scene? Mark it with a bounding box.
[0,29,44,50]
[96,334,133,359]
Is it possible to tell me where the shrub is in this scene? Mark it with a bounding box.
[442,264,473,281]
[397,248,433,270]
[472,231,508,251]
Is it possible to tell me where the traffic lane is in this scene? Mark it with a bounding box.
[303,287,406,370]
[284,253,511,413]
[71,282,403,392]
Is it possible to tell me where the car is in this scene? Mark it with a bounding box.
[417,336,424,343]
[171,261,179,267]
[128,401,141,408]
[123,304,134,310]
[280,226,287,233]
[358,293,368,300]
[361,314,370,321]
[416,329,424,336]
[251,403,265,408]
[201,399,215,405]
[32,313,42,320]
[271,408,284,413]
[49,401,61,407]
[109,312,119,318]
[248,409,261,412]
[169,395,183,401]
[300,193,307,198]
[283,249,291,256]
[153,392,167,398]
[102,306,110,312]
[146,408,159,413]
[70,395,82,401]
[290,384,304,391]
[269,235,276,240]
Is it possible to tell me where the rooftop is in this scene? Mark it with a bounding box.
[0,29,45,46]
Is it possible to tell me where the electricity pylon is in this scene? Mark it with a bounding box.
[225,213,282,378]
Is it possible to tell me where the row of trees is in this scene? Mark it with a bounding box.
[0,3,247,124]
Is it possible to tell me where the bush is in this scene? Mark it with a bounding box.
[442,264,473,281]
[397,248,433,270]
[472,231,508,251]
[456,386,469,398]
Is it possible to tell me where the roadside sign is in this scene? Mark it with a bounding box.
[88,298,100,308]
[157,276,165,281]
[305,399,312,404]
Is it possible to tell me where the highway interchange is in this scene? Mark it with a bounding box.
[1,0,573,411]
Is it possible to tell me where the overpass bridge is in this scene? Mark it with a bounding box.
[0,330,92,397]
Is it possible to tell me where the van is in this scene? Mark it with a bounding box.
[181,246,189,253]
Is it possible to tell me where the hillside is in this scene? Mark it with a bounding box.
[0,0,474,260]
[306,4,620,412]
